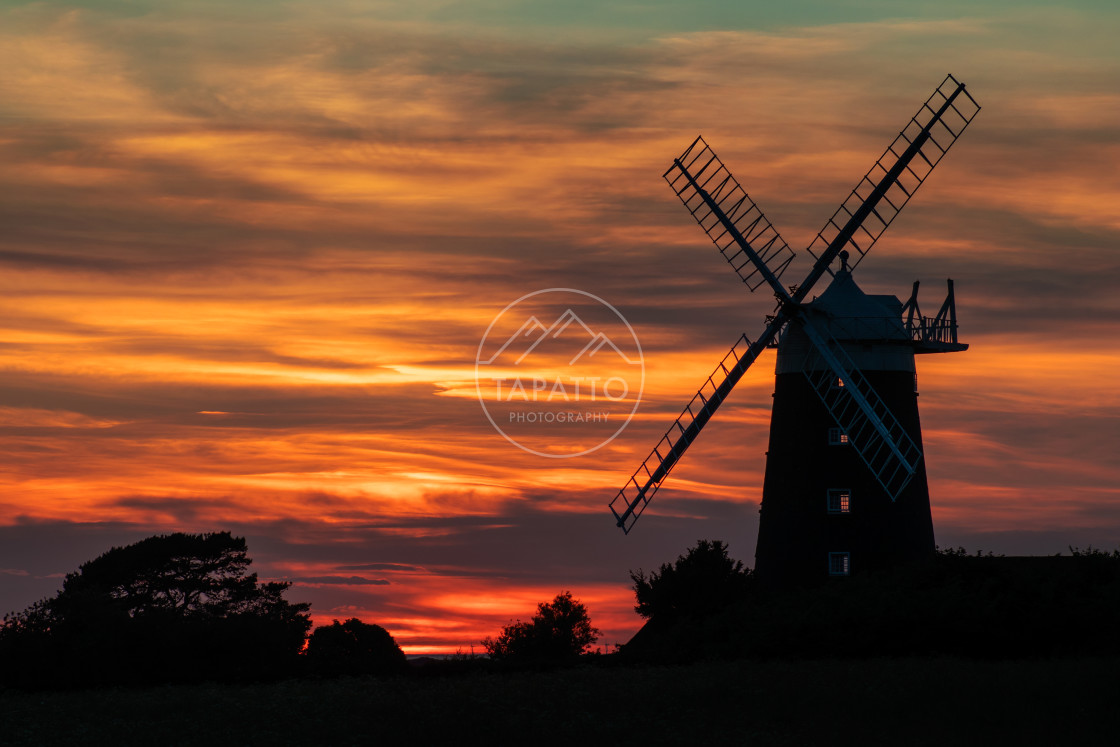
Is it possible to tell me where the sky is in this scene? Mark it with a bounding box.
[1,0,1118,653]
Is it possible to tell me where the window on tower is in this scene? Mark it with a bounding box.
[828,428,849,445]
[829,552,851,576]
[827,489,851,514]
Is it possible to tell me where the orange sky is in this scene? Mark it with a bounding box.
[1,2,1119,653]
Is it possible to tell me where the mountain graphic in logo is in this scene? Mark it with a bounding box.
[481,309,640,366]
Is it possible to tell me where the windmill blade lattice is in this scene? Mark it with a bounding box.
[796,313,922,500]
[609,327,781,532]
[609,75,978,534]
[805,74,981,276]
[664,137,796,293]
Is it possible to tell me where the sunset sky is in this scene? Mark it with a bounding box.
[2,0,1119,653]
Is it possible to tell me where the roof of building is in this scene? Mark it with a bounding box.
[807,268,909,342]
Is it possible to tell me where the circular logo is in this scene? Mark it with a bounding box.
[475,288,644,458]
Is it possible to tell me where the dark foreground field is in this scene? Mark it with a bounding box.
[2,656,1119,746]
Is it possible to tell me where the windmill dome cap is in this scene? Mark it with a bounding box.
[808,268,908,340]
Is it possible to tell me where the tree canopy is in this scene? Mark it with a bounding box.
[482,591,600,663]
[0,531,311,687]
[630,539,753,621]
[305,618,408,676]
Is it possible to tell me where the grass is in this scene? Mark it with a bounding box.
[2,656,1119,745]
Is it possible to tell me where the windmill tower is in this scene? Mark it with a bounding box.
[609,75,980,586]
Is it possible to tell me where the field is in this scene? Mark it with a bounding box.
[3,656,1119,745]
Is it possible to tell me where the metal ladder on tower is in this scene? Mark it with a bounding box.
[798,314,923,500]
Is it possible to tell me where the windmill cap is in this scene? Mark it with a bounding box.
[807,269,909,342]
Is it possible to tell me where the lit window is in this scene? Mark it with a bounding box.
[831,376,846,389]
[829,552,851,576]
[828,428,849,446]
[827,489,851,514]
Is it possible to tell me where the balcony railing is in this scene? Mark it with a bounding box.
[907,315,959,345]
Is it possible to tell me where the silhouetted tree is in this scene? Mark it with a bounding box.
[0,532,310,687]
[625,546,1120,662]
[482,591,600,663]
[630,539,752,621]
[305,618,407,676]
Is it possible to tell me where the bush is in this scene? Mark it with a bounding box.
[623,547,1120,662]
[482,591,600,664]
[305,618,408,676]
[630,539,753,622]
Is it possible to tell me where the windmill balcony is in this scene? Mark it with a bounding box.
[907,315,967,354]
[908,316,958,344]
[769,308,967,360]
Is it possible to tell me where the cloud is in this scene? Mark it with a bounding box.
[335,562,423,571]
[284,575,391,586]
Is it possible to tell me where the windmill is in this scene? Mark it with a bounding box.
[608,75,980,586]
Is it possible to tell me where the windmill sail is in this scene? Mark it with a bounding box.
[609,327,780,533]
[804,74,981,277]
[664,137,795,293]
[797,313,923,500]
[612,75,978,535]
